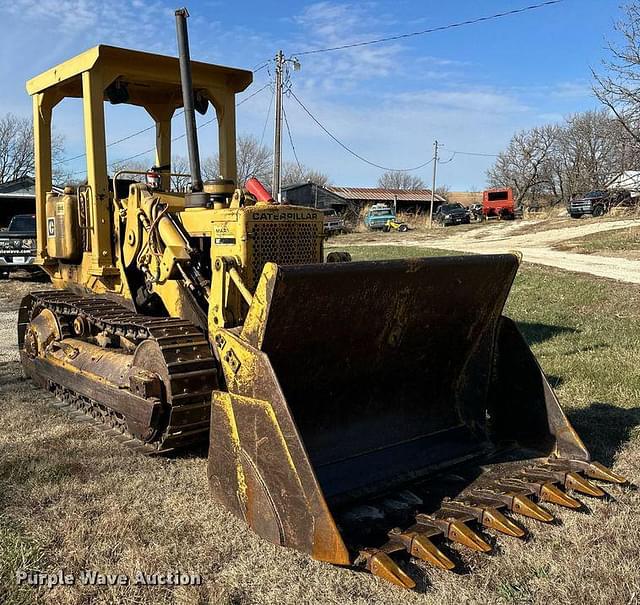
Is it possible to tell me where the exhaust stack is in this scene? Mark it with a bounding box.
[175,8,206,205]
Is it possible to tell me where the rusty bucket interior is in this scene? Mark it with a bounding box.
[253,255,572,504]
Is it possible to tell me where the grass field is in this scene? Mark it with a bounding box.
[554,226,640,259]
[1,251,639,605]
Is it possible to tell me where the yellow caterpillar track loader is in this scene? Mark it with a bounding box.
[19,8,626,589]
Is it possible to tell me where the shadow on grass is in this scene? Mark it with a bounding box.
[516,321,577,346]
[567,402,640,466]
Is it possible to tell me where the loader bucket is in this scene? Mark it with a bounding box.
[208,254,624,584]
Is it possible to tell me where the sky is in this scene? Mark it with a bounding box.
[0,0,627,189]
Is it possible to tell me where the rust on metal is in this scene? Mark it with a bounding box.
[360,548,416,589]
[416,514,492,553]
[481,508,526,538]
[585,462,627,484]
[565,472,606,498]
[390,530,456,570]
[540,483,582,509]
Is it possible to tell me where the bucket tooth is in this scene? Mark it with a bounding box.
[586,462,627,484]
[481,507,526,538]
[360,548,416,589]
[565,472,606,497]
[447,520,492,553]
[408,533,455,570]
[540,483,582,509]
[511,494,554,522]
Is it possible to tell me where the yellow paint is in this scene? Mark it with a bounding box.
[28,44,252,305]
[214,391,248,507]
[230,393,304,493]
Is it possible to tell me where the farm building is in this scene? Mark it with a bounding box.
[328,186,446,213]
[0,175,36,227]
[281,182,348,210]
[607,170,640,195]
[281,182,446,214]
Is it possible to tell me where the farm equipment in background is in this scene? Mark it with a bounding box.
[482,187,516,219]
[384,216,409,231]
[18,8,627,590]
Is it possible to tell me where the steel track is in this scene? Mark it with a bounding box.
[19,290,217,453]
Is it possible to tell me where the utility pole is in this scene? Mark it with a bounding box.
[272,50,284,201]
[429,140,439,229]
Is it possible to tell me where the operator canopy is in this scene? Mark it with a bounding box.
[27,45,252,111]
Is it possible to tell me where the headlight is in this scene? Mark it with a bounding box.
[445,214,451,219]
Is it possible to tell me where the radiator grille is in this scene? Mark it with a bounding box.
[248,221,320,289]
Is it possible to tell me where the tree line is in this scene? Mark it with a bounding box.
[488,3,640,206]
[110,134,329,192]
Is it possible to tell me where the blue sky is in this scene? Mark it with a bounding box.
[0,0,625,189]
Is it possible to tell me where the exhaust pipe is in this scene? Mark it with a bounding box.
[175,7,207,206]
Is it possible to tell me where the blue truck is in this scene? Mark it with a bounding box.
[363,204,408,232]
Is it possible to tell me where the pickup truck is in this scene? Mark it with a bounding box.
[363,204,409,232]
[320,208,346,235]
[0,214,37,278]
[568,189,632,218]
[433,202,471,226]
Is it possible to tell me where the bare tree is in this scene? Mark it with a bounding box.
[377,170,426,190]
[171,155,191,191]
[487,125,559,204]
[200,134,272,187]
[202,155,220,181]
[593,3,640,144]
[0,113,65,184]
[488,109,635,205]
[435,185,450,201]
[109,158,149,177]
[281,161,330,187]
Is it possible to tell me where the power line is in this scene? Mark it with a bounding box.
[292,1,565,56]
[436,150,500,165]
[282,101,303,173]
[289,89,433,172]
[253,61,270,73]
[68,83,271,177]
[57,82,270,168]
[446,149,499,158]
[259,86,275,149]
[54,120,165,166]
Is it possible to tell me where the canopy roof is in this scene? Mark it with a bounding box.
[26,45,253,107]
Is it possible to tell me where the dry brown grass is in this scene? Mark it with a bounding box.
[1,261,639,605]
[554,226,640,260]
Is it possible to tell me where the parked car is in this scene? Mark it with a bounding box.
[568,189,632,218]
[364,204,396,230]
[482,188,516,219]
[320,208,345,235]
[434,203,471,226]
[0,214,37,278]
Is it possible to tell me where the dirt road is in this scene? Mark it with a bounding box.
[342,218,640,284]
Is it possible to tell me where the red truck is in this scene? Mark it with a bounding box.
[481,187,515,219]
